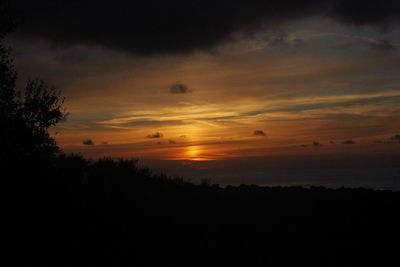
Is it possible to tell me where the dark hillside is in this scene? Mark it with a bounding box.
[5,155,400,266]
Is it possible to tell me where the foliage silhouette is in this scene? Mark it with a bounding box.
[0,36,66,172]
[19,154,398,267]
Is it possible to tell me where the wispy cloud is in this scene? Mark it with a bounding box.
[254,130,266,136]
[96,90,400,129]
[342,140,356,145]
[147,132,163,138]
[369,40,396,51]
[83,139,94,145]
[313,141,322,146]
[170,83,191,94]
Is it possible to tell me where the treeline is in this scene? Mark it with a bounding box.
[5,154,400,266]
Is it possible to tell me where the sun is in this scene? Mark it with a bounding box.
[185,146,208,161]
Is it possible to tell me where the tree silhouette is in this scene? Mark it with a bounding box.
[0,13,66,168]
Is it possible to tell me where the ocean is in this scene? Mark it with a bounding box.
[168,167,400,191]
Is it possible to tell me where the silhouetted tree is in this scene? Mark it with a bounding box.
[0,9,66,170]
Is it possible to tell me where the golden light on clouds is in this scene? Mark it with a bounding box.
[36,17,399,164]
[56,86,400,161]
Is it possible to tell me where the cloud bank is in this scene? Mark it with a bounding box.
[11,0,400,55]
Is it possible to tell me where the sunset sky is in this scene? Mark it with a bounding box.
[6,1,400,175]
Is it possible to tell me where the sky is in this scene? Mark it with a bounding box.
[5,1,400,178]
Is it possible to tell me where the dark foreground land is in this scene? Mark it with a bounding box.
[4,156,400,266]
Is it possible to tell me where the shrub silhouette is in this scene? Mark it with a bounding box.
[0,31,66,173]
[56,153,89,186]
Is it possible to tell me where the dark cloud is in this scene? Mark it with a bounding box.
[180,135,187,138]
[10,1,400,55]
[254,130,266,136]
[372,139,393,144]
[342,140,356,144]
[313,141,322,146]
[372,135,400,144]
[169,140,176,144]
[292,144,308,148]
[329,0,400,26]
[83,139,94,145]
[0,1,14,37]
[170,83,191,94]
[392,134,400,141]
[294,141,323,148]
[147,132,163,138]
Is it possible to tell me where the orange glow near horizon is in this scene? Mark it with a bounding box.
[184,146,204,161]
[168,145,228,161]
[51,32,400,163]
